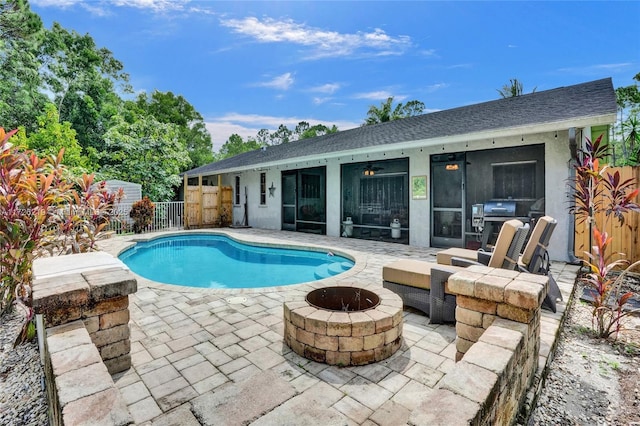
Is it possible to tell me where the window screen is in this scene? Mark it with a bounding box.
[492,161,536,199]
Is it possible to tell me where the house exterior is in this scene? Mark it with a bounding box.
[184,78,617,262]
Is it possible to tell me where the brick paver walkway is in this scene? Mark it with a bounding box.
[100,229,577,425]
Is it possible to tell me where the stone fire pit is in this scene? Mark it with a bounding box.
[283,285,403,366]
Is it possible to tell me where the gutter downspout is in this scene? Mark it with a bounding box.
[567,127,582,264]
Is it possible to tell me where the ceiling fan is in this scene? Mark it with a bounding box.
[363,162,383,176]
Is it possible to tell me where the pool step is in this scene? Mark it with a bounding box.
[313,262,354,279]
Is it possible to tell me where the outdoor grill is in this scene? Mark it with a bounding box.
[483,200,516,218]
[480,200,518,249]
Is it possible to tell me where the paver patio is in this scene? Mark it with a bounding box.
[99,228,577,425]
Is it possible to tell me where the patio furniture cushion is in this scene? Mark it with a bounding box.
[436,247,478,265]
[382,260,460,293]
[486,219,524,269]
[450,221,529,270]
[520,216,555,268]
[382,262,463,323]
[437,216,556,273]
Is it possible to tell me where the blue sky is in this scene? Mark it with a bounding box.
[31,1,640,152]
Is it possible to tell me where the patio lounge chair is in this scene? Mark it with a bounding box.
[437,216,562,312]
[382,219,529,323]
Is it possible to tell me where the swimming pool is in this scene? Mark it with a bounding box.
[118,234,355,289]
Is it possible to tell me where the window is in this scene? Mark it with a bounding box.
[260,173,266,205]
[235,176,240,205]
[492,161,536,199]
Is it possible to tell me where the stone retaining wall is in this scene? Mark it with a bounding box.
[410,265,548,425]
[43,321,133,425]
[32,252,137,426]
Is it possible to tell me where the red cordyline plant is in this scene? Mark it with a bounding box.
[570,134,640,338]
[130,196,155,233]
[1,126,122,344]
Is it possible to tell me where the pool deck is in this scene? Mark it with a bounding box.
[99,228,578,425]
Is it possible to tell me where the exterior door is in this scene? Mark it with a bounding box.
[431,153,465,247]
[281,172,296,230]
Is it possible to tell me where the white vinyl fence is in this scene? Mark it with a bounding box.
[108,201,184,234]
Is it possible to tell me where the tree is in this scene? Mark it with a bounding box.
[364,97,425,125]
[613,72,640,165]
[497,78,536,98]
[0,0,48,133]
[271,124,292,145]
[133,91,214,169]
[255,128,271,146]
[24,103,89,170]
[39,22,131,152]
[299,124,338,140]
[217,133,262,160]
[100,117,190,201]
[290,121,338,140]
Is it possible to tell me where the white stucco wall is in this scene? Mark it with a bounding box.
[544,131,572,262]
[207,128,594,261]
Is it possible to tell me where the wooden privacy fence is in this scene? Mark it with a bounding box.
[184,175,233,228]
[574,166,640,263]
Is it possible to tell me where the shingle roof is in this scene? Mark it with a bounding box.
[186,78,616,176]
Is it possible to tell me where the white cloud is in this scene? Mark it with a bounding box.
[313,97,332,105]
[446,63,473,69]
[205,121,263,152]
[426,83,449,93]
[558,63,632,74]
[353,91,407,102]
[255,73,294,91]
[31,0,82,7]
[420,49,437,57]
[309,83,341,94]
[32,0,193,14]
[220,17,412,59]
[110,0,189,12]
[205,113,360,152]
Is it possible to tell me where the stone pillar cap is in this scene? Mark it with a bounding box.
[34,252,129,280]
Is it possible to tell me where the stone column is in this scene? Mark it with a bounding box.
[410,265,549,425]
[32,252,137,374]
[446,264,548,362]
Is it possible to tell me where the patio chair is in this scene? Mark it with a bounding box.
[518,216,562,312]
[438,216,562,312]
[382,219,529,323]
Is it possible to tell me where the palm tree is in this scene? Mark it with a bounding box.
[497,78,536,98]
[364,97,425,125]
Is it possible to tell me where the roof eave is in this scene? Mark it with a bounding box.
[185,112,616,177]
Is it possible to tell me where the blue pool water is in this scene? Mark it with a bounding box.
[118,234,354,289]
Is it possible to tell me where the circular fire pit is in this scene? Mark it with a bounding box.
[284,285,403,366]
